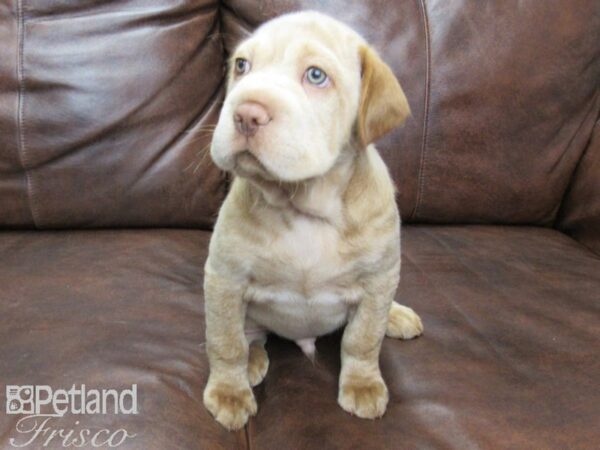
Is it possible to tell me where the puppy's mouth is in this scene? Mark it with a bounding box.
[233,151,276,181]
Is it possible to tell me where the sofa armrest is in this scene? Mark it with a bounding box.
[558,117,600,255]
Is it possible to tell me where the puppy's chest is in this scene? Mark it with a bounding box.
[244,218,362,339]
[244,218,362,305]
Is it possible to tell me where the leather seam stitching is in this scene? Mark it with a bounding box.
[412,0,431,220]
[16,0,39,228]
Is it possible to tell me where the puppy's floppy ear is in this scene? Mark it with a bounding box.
[357,45,410,147]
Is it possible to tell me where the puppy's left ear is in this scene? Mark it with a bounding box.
[357,45,410,147]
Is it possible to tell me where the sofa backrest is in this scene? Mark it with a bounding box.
[1,0,598,229]
[558,118,600,254]
[0,0,227,229]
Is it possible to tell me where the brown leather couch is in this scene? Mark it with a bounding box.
[1,1,599,449]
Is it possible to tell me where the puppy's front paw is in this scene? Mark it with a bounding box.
[338,374,388,419]
[203,380,257,430]
[248,343,269,387]
[386,302,423,339]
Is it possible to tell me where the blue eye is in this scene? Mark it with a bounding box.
[305,66,328,86]
[234,58,250,75]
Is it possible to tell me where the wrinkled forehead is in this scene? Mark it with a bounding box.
[233,12,364,70]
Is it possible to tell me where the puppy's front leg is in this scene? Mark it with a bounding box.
[203,270,256,430]
[338,270,397,419]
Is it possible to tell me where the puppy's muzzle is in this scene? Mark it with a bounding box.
[234,102,271,137]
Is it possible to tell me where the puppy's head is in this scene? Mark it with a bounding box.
[210,11,409,183]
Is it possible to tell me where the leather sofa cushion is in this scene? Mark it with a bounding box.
[1,225,598,449]
[0,229,244,449]
[558,118,600,255]
[1,1,597,228]
[0,0,227,229]
[251,226,600,449]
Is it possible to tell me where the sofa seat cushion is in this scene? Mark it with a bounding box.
[249,226,600,450]
[0,226,598,449]
[0,229,244,449]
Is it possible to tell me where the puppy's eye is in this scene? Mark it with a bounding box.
[234,58,250,76]
[305,66,329,87]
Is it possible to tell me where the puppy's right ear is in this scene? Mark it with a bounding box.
[356,45,410,147]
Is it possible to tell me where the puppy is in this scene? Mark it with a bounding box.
[203,11,423,430]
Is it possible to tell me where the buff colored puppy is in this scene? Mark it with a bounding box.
[203,11,423,430]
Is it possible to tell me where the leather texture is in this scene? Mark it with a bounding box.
[0,0,227,229]
[558,118,600,254]
[0,1,32,226]
[0,226,598,449]
[0,229,247,449]
[1,1,598,228]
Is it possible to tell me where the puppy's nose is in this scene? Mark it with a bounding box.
[234,102,271,137]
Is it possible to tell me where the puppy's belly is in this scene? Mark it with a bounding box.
[245,286,360,341]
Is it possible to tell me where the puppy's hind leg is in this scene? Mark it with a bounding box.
[386,302,423,339]
[248,342,269,387]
